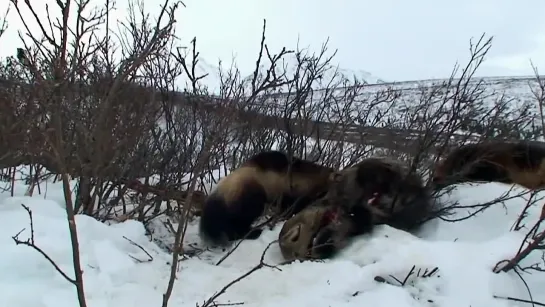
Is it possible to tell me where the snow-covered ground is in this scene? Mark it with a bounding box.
[179,58,541,141]
[1,170,544,307]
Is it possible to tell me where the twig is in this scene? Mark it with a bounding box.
[494,295,545,307]
[12,204,77,284]
[514,267,537,307]
[163,138,218,307]
[199,240,280,307]
[494,205,545,273]
[374,265,440,287]
[123,235,153,263]
[399,265,416,286]
[215,228,266,266]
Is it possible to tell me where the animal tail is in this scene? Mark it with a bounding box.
[199,180,268,246]
[199,194,231,246]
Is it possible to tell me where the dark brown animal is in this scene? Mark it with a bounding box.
[278,201,372,261]
[327,156,434,231]
[431,141,545,190]
[278,156,435,261]
[199,150,334,247]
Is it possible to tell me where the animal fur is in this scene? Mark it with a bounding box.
[431,141,545,190]
[199,150,334,247]
[327,156,434,232]
[278,201,372,261]
[278,156,435,261]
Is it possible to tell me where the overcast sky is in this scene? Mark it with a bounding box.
[1,0,545,82]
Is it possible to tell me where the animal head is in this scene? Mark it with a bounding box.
[355,158,404,194]
[278,204,351,261]
[328,157,412,205]
[431,144,503,189]
[430,147,475,188]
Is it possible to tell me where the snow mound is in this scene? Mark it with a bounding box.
[0,179,544,307]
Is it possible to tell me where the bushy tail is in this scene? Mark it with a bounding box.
[199,194,231,246]
[199,180,268,246]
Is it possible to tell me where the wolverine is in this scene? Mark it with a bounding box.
[278,200,375,261]
[199,150,334,247]
[327,156,435,231]
[278,156,436,261]
[431,140,545,190]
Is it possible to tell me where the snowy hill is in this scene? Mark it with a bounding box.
[1,168,544,307]
[337,68,388,84]
[271,74,542,108]
[177,56,540,102]
[176,58,387,95]
[181,59,541,133]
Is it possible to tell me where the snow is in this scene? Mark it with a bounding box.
[174,64,540,144]
[1,171,544,307]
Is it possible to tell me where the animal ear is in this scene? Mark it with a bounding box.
[280,224,301,245]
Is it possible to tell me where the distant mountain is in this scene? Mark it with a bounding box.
[336,68,387,84]
[175,56,387,93]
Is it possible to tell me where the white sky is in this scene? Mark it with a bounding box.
[1,0,545,82]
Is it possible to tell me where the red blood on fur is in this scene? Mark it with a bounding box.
[323,209,339,223]
[367,192,380,206]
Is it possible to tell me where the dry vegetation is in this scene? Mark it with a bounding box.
[0,0,545,306]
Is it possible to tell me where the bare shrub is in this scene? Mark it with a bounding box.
[2,0,545,304]
[3,0,183,305]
